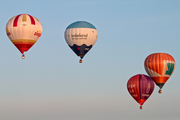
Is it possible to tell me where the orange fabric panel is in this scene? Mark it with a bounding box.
[151,77,169,84]
[144,53,175,75]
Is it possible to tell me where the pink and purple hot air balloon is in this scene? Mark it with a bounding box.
[127,74,155,109]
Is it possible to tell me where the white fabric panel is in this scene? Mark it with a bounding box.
[65,28,98,46]
[6,14,42,41]
[144,66,161,77]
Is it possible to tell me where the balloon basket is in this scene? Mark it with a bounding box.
[140,106,143,109]
[158,89,162,94]
[22,54,25,59]
[79,59,82,63]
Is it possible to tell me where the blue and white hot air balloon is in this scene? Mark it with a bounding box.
[64,21,98,63]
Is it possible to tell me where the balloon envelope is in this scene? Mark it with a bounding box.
[127,74,155,107]
[64,21,98,61]
[6,14,42,55]
[144,53,175,90]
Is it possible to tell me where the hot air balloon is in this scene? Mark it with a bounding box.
[144,53,175,93]
[127,74,155,109]
[64,21,98,63]
[6,14,43,59]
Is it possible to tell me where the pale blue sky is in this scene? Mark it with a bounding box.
[0,0,180,120]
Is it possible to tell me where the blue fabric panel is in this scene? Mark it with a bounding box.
[69,44,93,58]
[66,21,96,29]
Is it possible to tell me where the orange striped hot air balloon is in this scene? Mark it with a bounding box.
[144,53,176,93]
[6,14,42,59]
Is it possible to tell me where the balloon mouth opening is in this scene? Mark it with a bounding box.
[156,83,164,89]
[138,101,144,106]
[79,54,84,59]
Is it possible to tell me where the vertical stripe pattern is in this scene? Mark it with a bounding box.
[144,53,175,89]
[22,14,27,22]
[28,14,35,25]
[13,15,21,27]
[127,74,155,106]
[6,14,42,54]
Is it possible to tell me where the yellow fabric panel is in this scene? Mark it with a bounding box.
[22,14,27,22]
[11,39,37,44]
[34,17,39,21]
[8,16,14,22]
[6,28,9,33]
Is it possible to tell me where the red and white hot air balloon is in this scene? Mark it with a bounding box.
[6,14,43,59]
